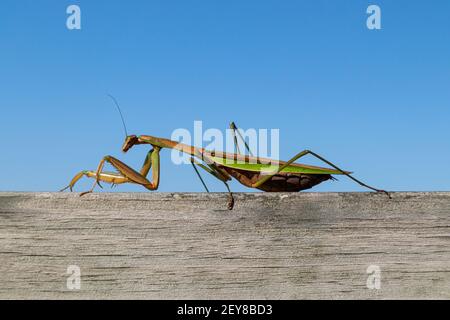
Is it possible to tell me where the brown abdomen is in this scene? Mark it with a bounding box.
[220,167,333,192]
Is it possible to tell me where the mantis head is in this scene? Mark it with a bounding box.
[122,135,139,153]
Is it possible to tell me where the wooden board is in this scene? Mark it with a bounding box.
[0,192,449,299]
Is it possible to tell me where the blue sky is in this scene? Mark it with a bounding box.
[0,0,449,193]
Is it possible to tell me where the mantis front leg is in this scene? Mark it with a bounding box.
[61,147,161,195]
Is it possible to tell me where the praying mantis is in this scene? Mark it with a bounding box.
[61,96,390,210]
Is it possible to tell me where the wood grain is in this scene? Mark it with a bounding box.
[0,192,449,299]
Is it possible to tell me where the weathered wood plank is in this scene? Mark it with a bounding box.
[0,192,449,299]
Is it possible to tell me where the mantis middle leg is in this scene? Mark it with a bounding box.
[230,121,253,156]
[190,157,235,210]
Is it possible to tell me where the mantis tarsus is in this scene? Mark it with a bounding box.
[61,97,390,210]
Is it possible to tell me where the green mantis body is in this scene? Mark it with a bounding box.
[61,122,389,210]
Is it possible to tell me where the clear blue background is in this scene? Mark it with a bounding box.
[1,0,449,193]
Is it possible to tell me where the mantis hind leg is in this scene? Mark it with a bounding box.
[252,149,390,197]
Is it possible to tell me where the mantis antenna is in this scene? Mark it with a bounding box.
[107,94,128,137]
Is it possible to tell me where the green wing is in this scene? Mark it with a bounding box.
[209,156,350,175]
